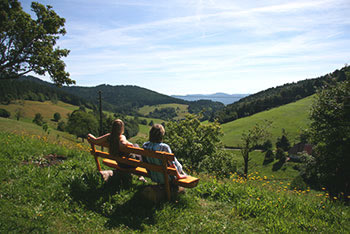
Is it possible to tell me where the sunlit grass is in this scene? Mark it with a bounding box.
[221,95,314,147]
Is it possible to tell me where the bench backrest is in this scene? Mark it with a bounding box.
[90,143,178,176]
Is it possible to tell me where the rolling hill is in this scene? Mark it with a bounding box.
[221,95,315,147]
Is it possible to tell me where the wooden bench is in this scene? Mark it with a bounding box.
[88,141,199,201]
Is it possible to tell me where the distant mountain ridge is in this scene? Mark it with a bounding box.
[172,93,249,105]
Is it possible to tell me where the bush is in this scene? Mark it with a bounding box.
[53,112,61,122]
[0,108,10,118]
[164,114,223,169]
[290,175,308,191]
[33,113,44,126]
[57,121,66,131]
[275,148,286,162]
[199,150,237,178]
[263,149,274,164]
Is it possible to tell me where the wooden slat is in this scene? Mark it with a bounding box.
[95,150,178,175]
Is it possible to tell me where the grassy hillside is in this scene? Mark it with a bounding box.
[0,131,348,233]
[138,103,189,120]
[221,95,314,147]
[0,100,79,128]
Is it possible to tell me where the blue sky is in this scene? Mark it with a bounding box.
[20,0,350,95]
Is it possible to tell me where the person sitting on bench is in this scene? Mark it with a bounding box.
[87,119,138,169]
[142,124,187,184]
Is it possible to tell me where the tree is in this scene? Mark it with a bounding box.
[0,108,10,118]
[33,113,44,126]
[0,0,75,86]
[15,108,23,120]
[164,114,224,169]
[240,121,271,178]
[66,110,98,141]
[304,77,350,200]
[276,129,291,152]
[53,112,61,122]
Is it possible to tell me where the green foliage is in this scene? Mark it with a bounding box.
[276,130,291,151]
[15,108,23,120]
[124,118,139,139]
[147,107,177,120]
[187,99,224,121]
[57,120,65,131]
[305,75,350,199]
[0,108,10,118]
[0,77,91,107]
[275,148,286,161]
[290,175,308,191]
[263,149,274,164]
[164,114,223,169]
[0,0,74,86]
[199,150,237,178]
[262,139,273,151]
[53,112,61,122]
[33,113,44,126]
[240,121,271,177]
[66,110,98,139]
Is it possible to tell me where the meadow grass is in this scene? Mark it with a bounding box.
[138,103,189,120]
[0,130,349,233]
[221,95,314,147]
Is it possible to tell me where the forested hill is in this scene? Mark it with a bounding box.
[215,65,350,123]
[0,76,93,108]
[61,84,187,114]
[0,76,224,117]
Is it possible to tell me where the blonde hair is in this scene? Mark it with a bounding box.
[149,124,165,143]
[109,119,124,155]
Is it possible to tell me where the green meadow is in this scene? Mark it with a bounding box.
[221,95,314,147]
[0,131,348,233]
[138,103,189,120]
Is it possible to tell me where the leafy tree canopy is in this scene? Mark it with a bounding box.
[0,0,74,86]
[303,75,350,200]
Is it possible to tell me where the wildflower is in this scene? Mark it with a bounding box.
[333,197,337,200]
[264,176,267,180]
[257,197,260,201]
[322,187,326,190]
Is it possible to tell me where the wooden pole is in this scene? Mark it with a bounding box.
[99,91,104,151]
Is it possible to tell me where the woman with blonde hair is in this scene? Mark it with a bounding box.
[87,119,136,168]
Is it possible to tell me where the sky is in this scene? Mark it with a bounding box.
[19,0,350,95]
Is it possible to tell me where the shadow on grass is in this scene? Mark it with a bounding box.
[68,170,189,231]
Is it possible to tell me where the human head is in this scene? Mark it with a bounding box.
[149,124,165,143]
[111,119,124,136]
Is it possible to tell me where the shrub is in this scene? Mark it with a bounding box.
[57,121,66,131]
[290,175,308,191]
[33,113,44,126]
[164,114,223,169]
[53,112,61,122]
[263,149,274,164]
[199,150,237,178]
[0,108,10,118]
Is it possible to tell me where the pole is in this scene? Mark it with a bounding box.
[98,91,103,151]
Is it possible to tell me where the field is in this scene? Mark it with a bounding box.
[138,103,189,120]
[221,95,314,147]
[0,131,348,233]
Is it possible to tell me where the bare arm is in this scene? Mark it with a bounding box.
[119,135,133,146]
[87,133,110,145]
